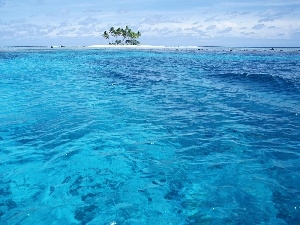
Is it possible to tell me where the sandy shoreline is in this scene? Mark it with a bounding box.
[86,45,300,52]
[87,44,200,49]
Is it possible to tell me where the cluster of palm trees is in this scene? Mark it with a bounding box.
[102,26,141,45]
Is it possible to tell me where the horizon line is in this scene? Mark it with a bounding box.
[2,45,300,49]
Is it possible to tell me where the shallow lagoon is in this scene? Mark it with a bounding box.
[0,48,300,224]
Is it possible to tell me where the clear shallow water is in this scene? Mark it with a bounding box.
[0,48,300,225]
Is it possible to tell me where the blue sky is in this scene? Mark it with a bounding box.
[0,0,300,47]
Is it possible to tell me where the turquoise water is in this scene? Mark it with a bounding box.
[0,48,300,225]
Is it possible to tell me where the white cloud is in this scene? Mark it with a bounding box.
[204,16,219,22]
[1,0,300,46]
[78,17,100,26]
[206,25,216,30]
[240,31,255,36]
[258,9,290,23]
[252,24,265,30]
[140,15,183,25]
[218,27,232,33]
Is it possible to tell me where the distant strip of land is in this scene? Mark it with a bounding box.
[87,45,200,49]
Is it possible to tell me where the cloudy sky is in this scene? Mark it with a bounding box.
[0,0,300,47]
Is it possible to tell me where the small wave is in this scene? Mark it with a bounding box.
[212,72,300,94]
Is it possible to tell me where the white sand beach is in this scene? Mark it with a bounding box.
[87,44,200,50]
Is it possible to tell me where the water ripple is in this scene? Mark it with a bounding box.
[0,49,299,224]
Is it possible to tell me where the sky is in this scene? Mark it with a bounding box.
[0,0,300,47]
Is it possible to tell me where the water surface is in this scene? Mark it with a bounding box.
[0,48,300,224]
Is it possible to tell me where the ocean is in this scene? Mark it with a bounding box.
[0,47,299,224]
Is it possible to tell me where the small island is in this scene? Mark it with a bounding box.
[102,26,141,45]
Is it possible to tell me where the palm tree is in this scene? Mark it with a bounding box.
[115,27,122,44]
[109,27,116,44]
[102,31,109,43]
[126,30,141,45]
[102,26,141,45]
[121,26,129,44]
[127,27,134,44]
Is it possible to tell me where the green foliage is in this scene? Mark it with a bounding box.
[102,31,109,40]
[102,26,141,45]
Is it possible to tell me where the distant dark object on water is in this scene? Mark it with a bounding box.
[50,45,65,48]
[270,48,275,50]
